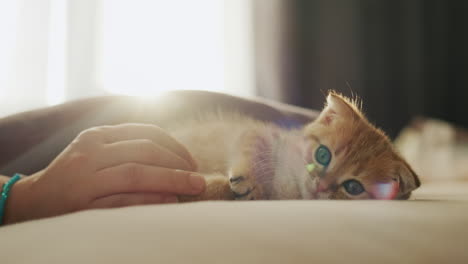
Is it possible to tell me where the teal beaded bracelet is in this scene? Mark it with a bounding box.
[0,173,22,225]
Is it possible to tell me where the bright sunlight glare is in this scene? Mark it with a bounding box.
[98,0,251,97]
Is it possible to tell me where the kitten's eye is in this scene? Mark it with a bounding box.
[343,180,365,195]
[315,145,332,166]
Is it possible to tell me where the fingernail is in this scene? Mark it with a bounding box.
[164,196,179,203]
[189,173,206,192]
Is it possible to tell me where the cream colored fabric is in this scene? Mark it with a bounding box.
[1,182,468,264]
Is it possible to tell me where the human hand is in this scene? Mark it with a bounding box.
[3,123,205,224]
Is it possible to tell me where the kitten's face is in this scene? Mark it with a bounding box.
[270,93,420,200]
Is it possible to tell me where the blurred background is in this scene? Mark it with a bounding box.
[1,0,467,139]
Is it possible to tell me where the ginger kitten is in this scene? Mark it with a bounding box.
[172,92,420,201]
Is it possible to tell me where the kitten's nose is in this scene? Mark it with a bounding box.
[317,181,329,192]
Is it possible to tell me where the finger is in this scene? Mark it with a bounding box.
[88,193,178,209]
[98,124,197,170]
[97,139,193,171]
[94,163,206,197]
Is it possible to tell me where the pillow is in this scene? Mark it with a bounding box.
[0,90,318,175]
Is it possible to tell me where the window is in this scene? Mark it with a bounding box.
[0,0,254,116]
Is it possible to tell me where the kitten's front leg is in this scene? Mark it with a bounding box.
[229,168,262,200]
[179,173,234,202]
[228,131,268,200]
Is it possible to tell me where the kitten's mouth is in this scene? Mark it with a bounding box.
[312,181,330,199]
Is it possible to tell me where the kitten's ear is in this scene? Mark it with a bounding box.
[317,92,361,126]
[397,164,421,199]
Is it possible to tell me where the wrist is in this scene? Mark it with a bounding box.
[2,173,38,225]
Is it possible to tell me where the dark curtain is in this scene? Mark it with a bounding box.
[253,0,468,138]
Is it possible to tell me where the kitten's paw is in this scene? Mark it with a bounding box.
[229,175,259,200]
